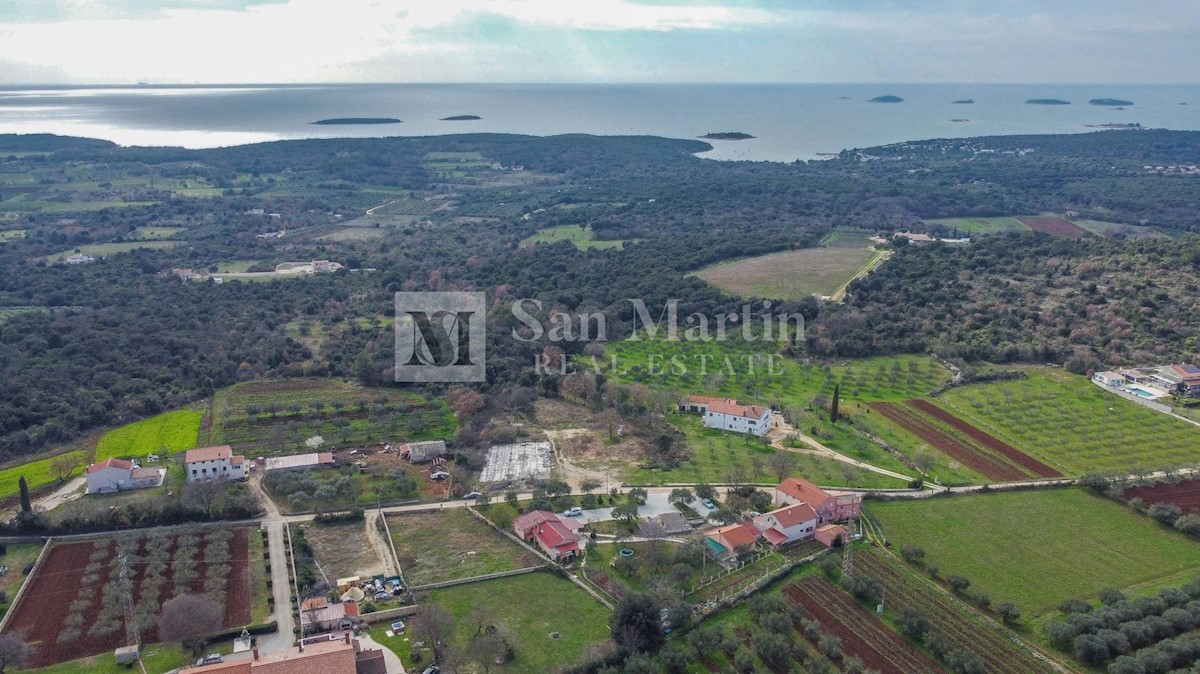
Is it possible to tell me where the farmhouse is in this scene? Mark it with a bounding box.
[705,522,761,563]
[400,440,447,463]
[700,398,773,436]
[299,596,359,634]
[513,510,581,562]
[187,633,382,674]
[85,458,163,494]
[1155,363,1200,396]
[774,477,862,523]
[186,445,247,482]
[752,502,818,548]
[262,452,335,472]
[680,394,735,414]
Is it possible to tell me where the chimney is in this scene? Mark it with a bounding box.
[343,632,351,644]
[252,647,259,661]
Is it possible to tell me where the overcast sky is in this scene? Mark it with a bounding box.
[1,0,1198,85]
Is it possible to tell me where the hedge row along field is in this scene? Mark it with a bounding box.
[4,528,253,667]
[854,548,1060,674]
[1124,479,1200,515]
[870,401,1028,481]
[783,576,946,674]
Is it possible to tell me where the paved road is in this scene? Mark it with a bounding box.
[248,474,297,654]
[578,492,681,524]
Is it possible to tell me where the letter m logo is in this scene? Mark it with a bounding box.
[394,292,486,382]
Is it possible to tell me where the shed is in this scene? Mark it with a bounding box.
[114,645,139,665]
[402,440,447,463]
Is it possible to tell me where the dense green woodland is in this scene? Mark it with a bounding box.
[0,130,1199,459]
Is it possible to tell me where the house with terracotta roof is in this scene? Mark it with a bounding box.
[85,458,164,494]
[752,502,818,548]
[185,445,246,483]
[186,633,380,674]
[774,477,862,523]
[700,398,773,436]
[299,597,359,634]
[514,510,581,562]
[1156,363,1200,396]
[704,521,761,563]
[680,394,736,414]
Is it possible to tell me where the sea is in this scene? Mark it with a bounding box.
[1,83,1198,162]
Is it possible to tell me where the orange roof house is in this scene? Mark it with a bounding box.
[775,477,862,523]
[705,522,761,562]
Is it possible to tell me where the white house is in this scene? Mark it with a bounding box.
[702,399,772,437]
[85,458,163,494]
[185,445,246,483]
[752,502,818,548]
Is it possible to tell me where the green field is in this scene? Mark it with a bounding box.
[691,246,882,300]
[0,543,44,618]
[0,450,88,500]
[939,369,1200,474]
[94,409,202,461]
[131,226,187,239]
[44,240,178,262]
[213,260,264,273]
[0,229,26,241]
[24,644,195,674]
[819,227,877,248]
[408,572,612,674]
[869,489,1200,615]
[1074,219,1171,239]
[521,224,626,251]
[387,509,541,586]
[924,216,1031,234]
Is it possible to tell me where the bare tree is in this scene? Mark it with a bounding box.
[182,479,225,517]
[0,633,33,673]
[469,625,514,674]
[51,454,82,482]
[159,594,223,655]
[912,450,936,475]
[412,604,456,664]
[748,454,765,483]
[767,452,799,483]
[839,462,861,486]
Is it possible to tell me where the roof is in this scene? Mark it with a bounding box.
[87,457,132,474]
[769,502,818,528]
[254,639,357,674]
[686,395,735,406]
[536,520,579,549]
[514,510,560,532]
[355,649,387,674]
[1173,364,1200,376]
[706,399,770,420]
[130,467,160,480]
[301,597,329,611]
[187,445,233,463]
[185,662,252,674]
[712,522,760,549]
[231,455,245,465]
[403,440,447,460]
[777,477,830,505]
[761,528,789,546]
[264,452,335,471]
[816,523,846,535]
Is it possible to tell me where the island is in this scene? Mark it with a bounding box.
[699,132,755,140]
[1086,122,1143,129]
[952,99,975,104]
[1089,98,1134,106]
[868,95,904,103]
[1026,99,1071,105]
[441,115,482,121]
[950,119,970,123]
[311,118,402,125]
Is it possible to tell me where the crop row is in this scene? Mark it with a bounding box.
[907,399,1061,477]
[784,576,946,674]
[871,402,1027,481]
[1124,479,1200,515]
[855,549,1060,674]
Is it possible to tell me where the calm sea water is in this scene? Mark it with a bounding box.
[1,83,1198,162]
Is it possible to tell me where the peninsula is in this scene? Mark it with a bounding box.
[868,95,904,103]
[441,115,482,121]
[699,132,754,140]
[311,118,402,125]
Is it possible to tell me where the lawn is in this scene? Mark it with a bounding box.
[0,229,26,241]
[924,216,1031,234]
[521,224,626,251]
[386,509,541,586]
[938,369,1200,475]
[0,450,88,500]
[0,542,44,619]
[95,409,202,461]
[868,488,1200,615]
[690,246,881,300]
[413,571,612,674]
[23,643,195,674]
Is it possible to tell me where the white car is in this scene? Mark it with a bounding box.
[430,471,450,481]
[463,491,481,499]
[563,507,583,517]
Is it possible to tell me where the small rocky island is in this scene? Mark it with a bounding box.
[700,132,755,140]
[311,118,402,125]
[868,95,904,103]
[1026,99,1071,105]
[441,115,482,121]
[952,99,975,104]
[1089,98,1134,106]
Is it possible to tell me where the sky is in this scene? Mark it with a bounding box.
[1,0,1198,85]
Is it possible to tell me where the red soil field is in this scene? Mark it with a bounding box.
[784,576,946,674]
[1016,216,1090,239]
[3,528,254,668]
[870,402,1027,481]
[1124,479,1200,514]
[855,550,1060,674]
[907,399,1061,478]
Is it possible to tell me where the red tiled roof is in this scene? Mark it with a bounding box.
[816,523,845,533]
[230,455,245,465]
[1172,363,1200,376]
[761,528,788,546]
[770,502,818,528]
[777,477,830,505]
[344,602,358,617]
[713,522,760,549]
[186,445,233,463]
[536,520,578,549]
[514,510,559,532]
[686,395,735,405]
[254,639,357,674]
[317,452,335,464]
[706,399,770,420]
[86,457,132,474]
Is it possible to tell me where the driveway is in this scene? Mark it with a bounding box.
[579,492,680,524]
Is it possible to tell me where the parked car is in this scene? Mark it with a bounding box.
[374,590,390,600]
[421,666,441,674]
[430,471,450,481]
[197,654,223,665]
[463,491,481,499]
[701,498,716,510]
[563,506,583,517]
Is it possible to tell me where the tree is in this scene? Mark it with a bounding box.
[610,593,663,653]
[627,487,648,505]
[946,575,971,593]
[412,604,456,663]
[0,633,32,674]
[488,503,516,529]
[580,479,602,495]
[695,483,717,501]
[159,594,223,655]
[611,503,640,524]
[183,479,225,517]
[913,450,936,475]
[748,454,765,483]
[17,477,30,513]
[839,462,861,486]
[900,545,925,564]
[996,602,1021,625]
[668,488,694,509]
[830,384,840,422]
[766,451,798,482]
[51,454,82,481]
[896,608,930,640]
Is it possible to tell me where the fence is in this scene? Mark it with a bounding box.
[357,605,419,625]
[0,536,52,633]
[409,565,546,592]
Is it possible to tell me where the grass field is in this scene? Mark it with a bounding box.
[924,216,1031,234]
[24,644,195,674]
[386,509,541,586]
[691,246,881,299]
[0,543,44,619]
[304,520,385,580]
[131,226,187,239]
[0,229,26,241]
[938,369,1200,474]
[1074,219,1171,239]
[869,489,1200,615]
[44,240,177,262]
[819,227,876,248]
[521,224,625,251]
[412,571,611,674]
[0,450,88,500]
[94,409,202,461]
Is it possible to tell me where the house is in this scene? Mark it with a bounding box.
[401,440,447,463]
[814,523,848,547]
[186,445,246,483]
[262,452,335,473]
[704,522,761,563]
[85,458,164,494]
[680,394,735,414]
[702,399,772,437]
[774,477,862,523]
[752,502,818,548]
[300,597,359,634]
[64,253,94,264]
[187,633,379,674]
[513,510,581,562]
[1093,371,1126,387]
[311,259,341,273]
[1156,364,1200,396]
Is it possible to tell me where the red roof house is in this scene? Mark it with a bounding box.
[514,510,580,562]
[753,502,819,548]
[705,522,761,562]
[774,477,862,523]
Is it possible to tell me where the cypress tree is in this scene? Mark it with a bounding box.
[18,476,31,513]
[831,384,841,423]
